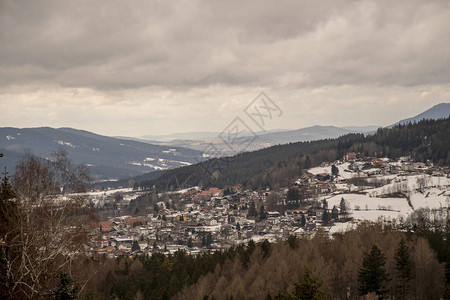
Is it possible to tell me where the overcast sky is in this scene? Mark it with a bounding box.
[1,0,449,137]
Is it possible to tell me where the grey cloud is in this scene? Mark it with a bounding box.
[1,0,449,90]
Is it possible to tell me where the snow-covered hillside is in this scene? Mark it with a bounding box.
[308,161,449,231]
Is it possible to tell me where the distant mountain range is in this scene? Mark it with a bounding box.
[393,103,450,126]
[135,125,379,155]
[342,126,380,132]
[0,127,204,181]
[131,128,289,142]
[129,125,360,155]
[1,103,447,182]
[139,132,224,142]
[136,103,449,154]
[255,125,355,145]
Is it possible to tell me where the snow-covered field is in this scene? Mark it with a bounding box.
[367,174,450,196]
[86,187,133,196]
[310,162,449,231]
[409,188,450,210]
[308,162,354,179]
[326,193,413,221]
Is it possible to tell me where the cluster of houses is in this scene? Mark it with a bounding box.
[89,185,328,258]
[88,153,447,258]
[343,153,441,175]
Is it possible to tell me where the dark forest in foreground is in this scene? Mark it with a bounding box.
[79,221,449,300]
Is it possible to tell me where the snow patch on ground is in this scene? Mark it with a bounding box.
[129,162,167,170]
[84,187,133,197]
[326,193,412,214]
[308,162,354,179]
[410,188,450,210]
[351,210,409,222]
[57,140,76,148]
[328,222,357,234]
[245,234,278,244]
[324,173,449,232]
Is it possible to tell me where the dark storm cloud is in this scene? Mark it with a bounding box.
[1,0,449,90]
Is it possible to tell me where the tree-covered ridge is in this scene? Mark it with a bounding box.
[365,118,450,163]
[132,117,449,191]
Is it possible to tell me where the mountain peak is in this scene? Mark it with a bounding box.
[394,102,450,126]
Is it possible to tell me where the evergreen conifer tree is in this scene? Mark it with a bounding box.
[322,199,328,210]
[0,168,15,201]
[331,164,339,176]
[53,273,79,300]
[358,245,389,298]
[331,205,339,220]
[300,213,306,227]
[293,268,325,300]
[206,232,213,247]
[322,210,330,225]
[339,198,348,218]
[394,239,413,299]
[247,201,257,218]
[132,240,140,252]
[304,155,312,170]
[259,205,266,220]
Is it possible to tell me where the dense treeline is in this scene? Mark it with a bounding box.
[360,118,450,164]
[176,223,448,300]
[79,251,232,300]
[81,222,449,299]
[132,118,449,191]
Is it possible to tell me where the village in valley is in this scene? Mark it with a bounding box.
[88,152,450,258]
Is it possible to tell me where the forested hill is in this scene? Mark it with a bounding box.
[130,117,449,191]
[0,127,204,180]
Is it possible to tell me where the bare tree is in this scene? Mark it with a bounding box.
[0,149,96,299]
[416,175,428,193]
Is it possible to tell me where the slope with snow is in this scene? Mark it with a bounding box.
[308,162,353,179]
[326,193,413,221]
[309,162,449,231]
